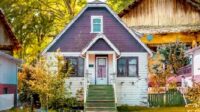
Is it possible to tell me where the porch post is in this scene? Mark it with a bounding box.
[113,53,117,74]
[85,52,89,72]
[112,53,117,104]
[84,52,89,104]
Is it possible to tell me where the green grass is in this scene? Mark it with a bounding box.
[117,106,200,112]
[9,106,200,112]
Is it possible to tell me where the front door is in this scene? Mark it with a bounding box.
[96,57,108,85]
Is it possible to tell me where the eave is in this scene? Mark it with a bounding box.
[0,51,22,64]
[0,9,21,50]
[118,0,200,18]
[131,25,200,34]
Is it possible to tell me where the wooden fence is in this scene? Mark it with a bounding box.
[148,89,185,107]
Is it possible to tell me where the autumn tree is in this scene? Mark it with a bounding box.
[0,0,132,63]
[19,52,71,111]
[107,0,134,13]
[157,42,189,74]
[149,42,189,89]
[0,0,86,63]
[186,83,200,108]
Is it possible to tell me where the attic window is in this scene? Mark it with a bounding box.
[91,16,103,33]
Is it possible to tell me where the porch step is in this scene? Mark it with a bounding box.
[85,107,116,111]
[85,85,117,112]
[86,102,115,107]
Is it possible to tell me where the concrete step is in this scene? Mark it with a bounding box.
[86,102,115,107]
[85,107,116,111]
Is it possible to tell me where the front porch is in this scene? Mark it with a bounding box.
[83,51,118,111]
[84,51,117,85]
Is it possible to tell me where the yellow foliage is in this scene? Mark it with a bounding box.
[18,52,71,109]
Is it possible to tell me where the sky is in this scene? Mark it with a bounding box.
[87,0,107,2]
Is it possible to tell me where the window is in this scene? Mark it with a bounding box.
[117,57,138,77]
[64,57,84,77]
[91,16,103,33]
[3,88,8,94]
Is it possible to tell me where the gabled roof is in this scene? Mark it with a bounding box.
[118,0,200,17]
[0,9,21,50]
[42,2,152,56]
[82,33,120,55]
[0,51,22,64]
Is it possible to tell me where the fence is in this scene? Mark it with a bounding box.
[148,89,185,107]
[0,94,14,111]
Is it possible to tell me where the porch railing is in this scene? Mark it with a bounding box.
[111,73,117,104]
[84,70,90,104]
[177,64,192,76]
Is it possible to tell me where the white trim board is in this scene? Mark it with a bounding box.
[42,3,153,56]
[87,51,116,54]
[81,33,120,55]
[46,52,81,57]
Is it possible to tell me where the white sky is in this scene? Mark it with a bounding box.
[87,0,107,2]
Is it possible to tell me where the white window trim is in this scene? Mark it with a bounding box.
[91,16,103,33]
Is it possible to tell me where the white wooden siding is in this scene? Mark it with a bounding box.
[193,49,200,76]
[65,78,84,96]
[0,57,17,84]
[46,53,84,97]
[45,52,149,105]
[0,94,14,111]
[116,53,148,106]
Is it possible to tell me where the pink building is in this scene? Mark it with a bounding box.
[186,46,200,85]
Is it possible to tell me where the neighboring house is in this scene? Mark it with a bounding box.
[168,46,200,87]
[119,0,200,51]
[0,9,21,111]
[42,1,152,109]
[185,46,200,84]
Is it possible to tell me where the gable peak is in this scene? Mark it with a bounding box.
[88,0,106,4]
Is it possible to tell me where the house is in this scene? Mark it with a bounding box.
[119,0,200,51]
[167,46,200,88]
[185,46,200,85]
[0,9,21,111]
[42,1,152,110]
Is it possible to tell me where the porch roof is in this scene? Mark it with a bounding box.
[81,33,120,55]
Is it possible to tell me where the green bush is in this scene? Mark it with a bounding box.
[49,97,83,110]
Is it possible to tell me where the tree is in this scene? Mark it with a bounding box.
[0,0,132,63]
[0,0,86,63]
[149,42,189,89]
[19,52,71,111]
[186,83,200,108]
[107,0,134,13]
[157,42,189,75]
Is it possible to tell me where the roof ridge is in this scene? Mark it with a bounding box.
[88,0,106,4]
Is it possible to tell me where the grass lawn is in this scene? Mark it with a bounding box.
[8,106,200,112]
[118,106,200,112]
